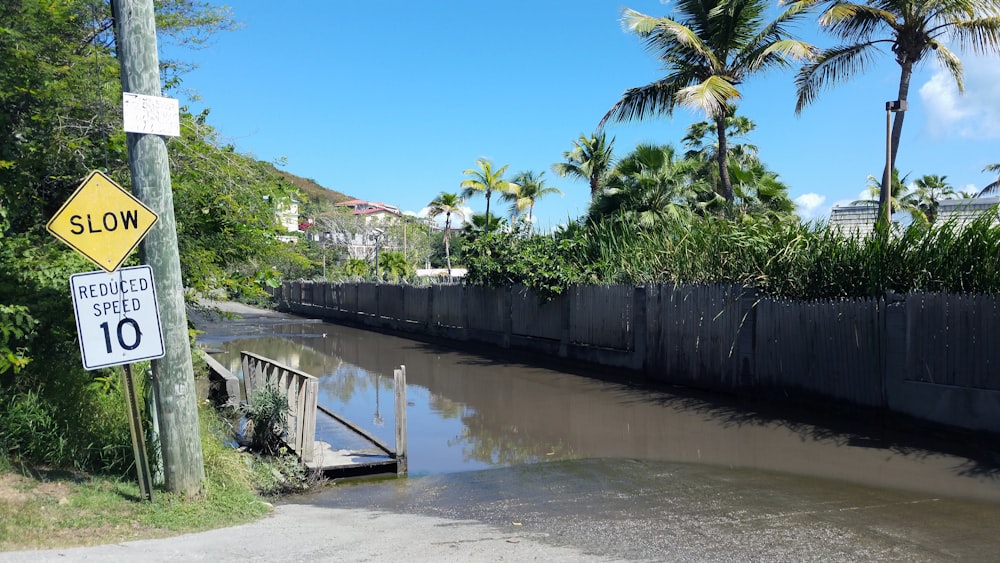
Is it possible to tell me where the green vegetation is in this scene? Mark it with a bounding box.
[552,132,616,200]
[600,0,814,203]
[427,192,467,276]
[983,163,1000,196]
[504,171,563,224]
[0,0,324,511]
[461,159,518,234]
[468,212,1000,300]
[242,385,289,456]
[0,404,275,551]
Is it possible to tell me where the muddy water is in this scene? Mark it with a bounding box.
[198,317,1000,504]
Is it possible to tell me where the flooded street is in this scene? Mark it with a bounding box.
[195,308,1000,560]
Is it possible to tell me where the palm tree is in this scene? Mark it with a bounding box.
[853,169,918,217]
[344,258,368,279]
[461,212,505,237]
[460,158,517,234]
[682,112,760,193]
[377,251,413,283]
[551,132,615,199]
[982,163,1000,196]
[728,161,797,221]
[909,174,957,224]
[599,1,814,202]
[794,0,1000,220]
[427,192,466,278]
[505,171,563,224]
[589,144,704,226]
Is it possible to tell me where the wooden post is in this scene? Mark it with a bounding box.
[112,0,204,495]
[394,365,408,475]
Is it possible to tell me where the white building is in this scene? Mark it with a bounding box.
[275,198,300,232]
[936,197,1000,229]
[829,204,880,238]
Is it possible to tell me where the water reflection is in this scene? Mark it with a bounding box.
[198,318,1000,502]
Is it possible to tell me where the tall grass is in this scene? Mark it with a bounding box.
[577,212,1000,299]
[0,365,140,473]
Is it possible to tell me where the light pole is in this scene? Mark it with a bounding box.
[881,100,907,227]
[372,228,384,282]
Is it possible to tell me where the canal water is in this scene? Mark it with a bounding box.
[196,313,1000,505]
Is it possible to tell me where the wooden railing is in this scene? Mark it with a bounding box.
[241,351,318,463]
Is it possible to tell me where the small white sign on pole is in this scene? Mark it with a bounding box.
[70,265,165,370]
[122,92,180,137]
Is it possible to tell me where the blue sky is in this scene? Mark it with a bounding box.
[163,1,1000,230]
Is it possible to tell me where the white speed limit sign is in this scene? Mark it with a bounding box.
[70,265,165,370]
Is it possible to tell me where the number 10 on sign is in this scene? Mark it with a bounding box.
[70,265,165,370]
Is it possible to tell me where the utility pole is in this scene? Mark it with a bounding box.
[112,0,205,495]
[879,100,907,229]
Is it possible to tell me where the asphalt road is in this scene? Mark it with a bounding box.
[0,502,595,562]
[4,458,999,562]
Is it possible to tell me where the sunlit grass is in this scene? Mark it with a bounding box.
[0,404,273,551]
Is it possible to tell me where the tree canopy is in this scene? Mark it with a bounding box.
[600,0,814,202]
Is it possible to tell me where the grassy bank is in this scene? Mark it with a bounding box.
[0,404,277,551]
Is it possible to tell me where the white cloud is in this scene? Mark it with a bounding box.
[959,183,979,196]
[794,192,826,220]
[920,53,1000,139]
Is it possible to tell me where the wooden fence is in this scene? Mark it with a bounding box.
[273,281,1000,434]
[241,351,318,463]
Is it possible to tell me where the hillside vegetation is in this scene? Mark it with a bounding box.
[272,167,354,207]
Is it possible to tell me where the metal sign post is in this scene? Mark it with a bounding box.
[68,266,164,501]
[123,363,154,501]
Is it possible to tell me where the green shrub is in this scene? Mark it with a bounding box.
[241,385,289,456]
[0,390,69,463]
[464,224,595,300]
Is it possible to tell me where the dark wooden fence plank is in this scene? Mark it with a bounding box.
[511,285,562,340]
[569,285,632,350]
[467,285,505,333]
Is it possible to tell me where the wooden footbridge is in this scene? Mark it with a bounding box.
[204,351,407,478]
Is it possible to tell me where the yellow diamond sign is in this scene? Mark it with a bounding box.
[47,170,159,272]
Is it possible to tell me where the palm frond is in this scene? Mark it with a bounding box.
[676,75,741,117]
[821,3,897,40]
[949,17,1000,55]
[981,163,1000,195]
[599,79,685,129]
[795,42,882,113]
[932,43,965,91]
[752,39,817,70]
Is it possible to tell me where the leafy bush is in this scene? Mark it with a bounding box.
[464,224,596,300]
[0,304,38,380]
[241,385,289,456]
